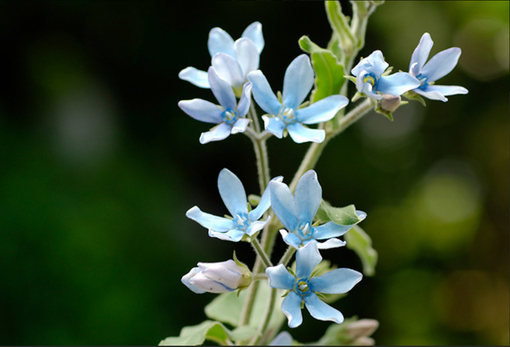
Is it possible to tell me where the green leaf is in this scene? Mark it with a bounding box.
[310,51,346,104]
[205,282,285,329]
[325,1,355,55]
[316,201,360,225]
[298,35,329,54]
[344,225,378,276]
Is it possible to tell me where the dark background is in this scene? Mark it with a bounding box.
[0,1,508,345]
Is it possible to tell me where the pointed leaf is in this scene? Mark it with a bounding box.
[344,225,378,276]
[325,1,355,55]
[158,320,229,346]
[316,201,360,225]
[310,50,346,103]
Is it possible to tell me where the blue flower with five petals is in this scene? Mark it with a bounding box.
[351,50,420,100]
[179,22,264,96]
[178,67,252,144]
[269,170,366,250]
[409,33,468,102]
[186,168,283,242]
[266,241,362,328]
[248,54,349,143]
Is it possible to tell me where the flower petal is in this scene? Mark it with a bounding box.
[417,84,468,102]
[295,241,322,279]
[208,67,237,111]
[281,230,303,249]
[315,238,346,249]
[377,72,421,96]
[249,176,284,221]
[178,67,210,89]
[303,292,344,324]
[246,219,268,237]
[208,27,236,58]
[269,180,298,231]
[313,221,354,240]
[178,99,223,124]
[235,38,260,77]
[218,168,248,217]
[310,268,363,294]
[266,264,295,290]
[199,123,233,144]
[420,47,462,82]
[248,70,282,115]
[287,122,325,143]
[236,82,253,117]
[186,206,235,231]
[282,54,314,110]
[262,116,286,138]
[182,267,207,294]
[242,21,264,54]
[208,228,246,242]
[296,95,349,125]
[211,53,245,92]
[294,170,322,224]
[281,291,304,328]
[269,331,293,346]
[410,33,433,76]
[232,118,250,134]
[352,50,388,77]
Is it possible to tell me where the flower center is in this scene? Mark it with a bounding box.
[233,213,250,230]
[222,108,239,125]
[362,72,378,88]
[295,278,312,296]
[416,73,429,90]
[297,222,313,240]
[279,107,297,125]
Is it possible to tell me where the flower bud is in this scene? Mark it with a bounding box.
[181,259,252,294]
[345,319,379,339]
[379,94,401,113]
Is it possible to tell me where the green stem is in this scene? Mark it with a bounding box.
[251,238,273,268]
[278,246,297,267]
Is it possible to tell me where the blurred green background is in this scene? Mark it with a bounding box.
[0,1,508,345]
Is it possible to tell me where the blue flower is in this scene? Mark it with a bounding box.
[247,54,349,143]
[178,67,252,144]
[351,50,420,100]
[269,170,366,250]
[266,241,362,328]
[186,168,283,242]
[409,33,468,102]
[179,22,264,96]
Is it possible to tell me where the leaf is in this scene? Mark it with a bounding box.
[298,35,329,55]
[325,1,355,55]
[316,201,361,225]
[310,51,346,104]
[159,320,259,346]
[205,282,285,329]
[344,225,378,276]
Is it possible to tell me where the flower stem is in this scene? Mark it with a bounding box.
[251,238,273,268]
[278,246,297,267]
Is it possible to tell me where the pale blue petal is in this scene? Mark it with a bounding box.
[287,123,325,143]
[211,53,245,91]
[235,38,260,77]
[303,293,344,324]
[248,70,282,115]
[281,230,303,250]
[186,206,235,231]
[208,67,236,111]
[178,99,223,124]
[314,220,356,240]
[294,170,322,224]
[231,118,250,134]
[208,228,246,242]
[178,67,210,89]
[208,27,236,58]
[262,116,286,138]
[282,54,314,110]
[266,264,295,290]
[269,180,298,231]
[410,33,433,75]
[413,87,447,102]
[377,72,421,96]
[242,21,264,54]
[249,176,284,221]
[237,82,253,117]
[295,241,322,279]
[352,50,388,77]
[269,331,293,346]
[420,85,468,101]
[310,268,363,294]
[246,219,268,237]
[281,291,304,328]
[421,47,461,82]
[315,238,346,249]
[296,95,349,125]
[199,122,232,144]
[218,168,248,217]
[182,267,206,294]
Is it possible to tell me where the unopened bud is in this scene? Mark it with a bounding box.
[345,319,379,339]
[379,94,401,113]
[182,259,252,294]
